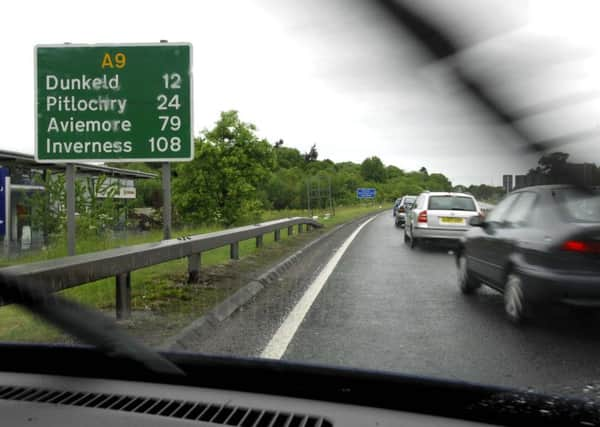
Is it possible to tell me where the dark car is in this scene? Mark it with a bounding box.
[394,195,417,227]
[456,185,600,324]
[392,198,402,217]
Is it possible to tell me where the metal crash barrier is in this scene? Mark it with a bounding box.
[0,217,322,320]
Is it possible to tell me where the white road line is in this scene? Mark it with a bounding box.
[260,216,377,360]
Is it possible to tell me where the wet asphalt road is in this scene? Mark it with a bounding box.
[194,212,600,398]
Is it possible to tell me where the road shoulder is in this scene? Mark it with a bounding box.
[161,212,382,353]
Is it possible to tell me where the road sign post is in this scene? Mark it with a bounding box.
[160,40,173,240]
[66,164,76,255]
[3,177,9,256]
[0,168,9,256]
[0,168,8,237]
[162,162,171,240]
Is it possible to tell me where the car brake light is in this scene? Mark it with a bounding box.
[418,210,427,223]
[561,240,600,254]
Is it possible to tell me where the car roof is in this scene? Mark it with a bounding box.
[422,192,475,198]
[512,184,575,193]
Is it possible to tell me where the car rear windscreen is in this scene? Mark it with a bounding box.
[428,196,476,211]
[554,189,600,223]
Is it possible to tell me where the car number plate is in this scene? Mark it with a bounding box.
[440,217,464,224]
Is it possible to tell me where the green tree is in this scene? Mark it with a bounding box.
[173,111,275,226]
[29,172,66,242]
[426,173,452,191]
[264,168,304,210]
[360,156,386,183]
[304,144,318,162]
[538,152,569,175]
[336,162,361,174]
[28,172,123,244]
[133,178,162,208]
[382,177,424,202]
[274,145,304,170]
[386,165,404,180]
[466,184,507,203]
[525,151,570,185]
[331,168,361,205]
[76,175,123,237]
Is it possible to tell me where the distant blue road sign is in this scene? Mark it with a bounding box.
[0,167,8,236]
[357,188,376,199]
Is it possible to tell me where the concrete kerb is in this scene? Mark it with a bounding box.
[162,210,383,351]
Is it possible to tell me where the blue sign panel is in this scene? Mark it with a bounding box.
[356,188,376,199]
[0,167,7,236]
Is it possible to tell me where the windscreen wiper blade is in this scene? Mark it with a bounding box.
[0,272,184,376]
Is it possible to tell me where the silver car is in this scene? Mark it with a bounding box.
[404,192,481,248]
[394,195,417,227]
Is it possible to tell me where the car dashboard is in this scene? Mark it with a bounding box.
[0,344,596,427]
[0,372,491,427]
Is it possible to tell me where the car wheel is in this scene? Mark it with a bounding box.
[409,227,417,249]
[572,307,598,321]
[504,273,527,324]
[457,254,480,294]
[395,218,401,228]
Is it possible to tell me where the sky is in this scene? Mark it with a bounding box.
[3,0,600,186]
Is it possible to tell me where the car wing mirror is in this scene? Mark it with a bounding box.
[468,215,484,227]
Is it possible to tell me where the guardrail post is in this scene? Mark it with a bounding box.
[230,242,240,260]
[298,224,304,234]
[188,253,201,283]
[274,229,281,242]
[256,235,263,248]
[116,272,131,320]
[287,226,293,236]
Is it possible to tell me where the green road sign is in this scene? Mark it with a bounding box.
[35,43,193,162]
